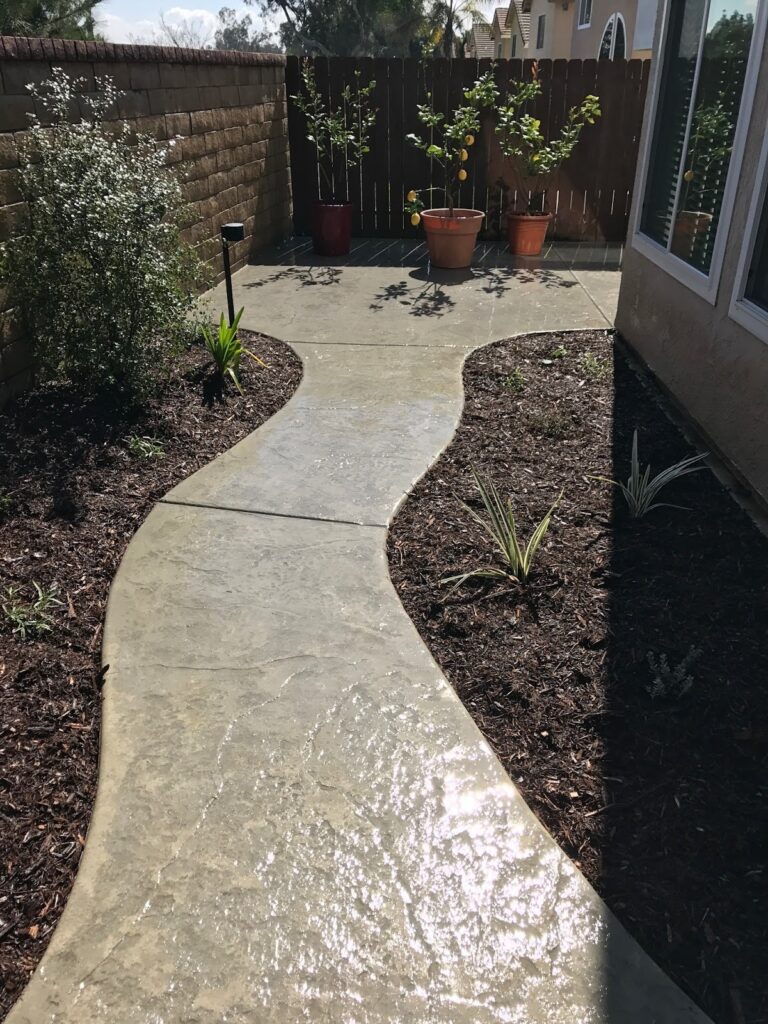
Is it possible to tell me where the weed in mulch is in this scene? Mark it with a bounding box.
[388,329,768,1024]
[0,334,302,1018]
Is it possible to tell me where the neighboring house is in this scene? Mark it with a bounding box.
[617,0,768,503]
[465,21,495,58]
[503,0,658,59]
[505,0,531,57]
[489,6,512,57]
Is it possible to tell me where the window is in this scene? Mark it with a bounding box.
[511,33,517,56]
[637,0,760,291]
[578,0,592,28]
[599,13,626,58]
[536,14,545,48]
[730,127,768,341]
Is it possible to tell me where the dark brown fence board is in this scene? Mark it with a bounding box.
[287,56,649,243]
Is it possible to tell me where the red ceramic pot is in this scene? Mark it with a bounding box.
[311,201,353,257]
[421,208,484,269]
[506,212,553,257]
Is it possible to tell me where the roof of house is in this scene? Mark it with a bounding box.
[506,0,531,43]
[469,22,495,58]
[492,6,512,35]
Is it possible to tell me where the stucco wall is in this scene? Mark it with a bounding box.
[616,23,768,504]
[526,0,574,58]
[0,36,293,404]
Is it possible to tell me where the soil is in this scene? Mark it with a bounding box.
[388,330,768,1024]
[0,334,302,1020]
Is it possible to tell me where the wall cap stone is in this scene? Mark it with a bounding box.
[0,36,286,67]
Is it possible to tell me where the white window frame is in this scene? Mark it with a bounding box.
[599,12,627,58]
[630,0,767,306]
[578,0,592,29]
[536,13,545,48]
[729,125,768,344]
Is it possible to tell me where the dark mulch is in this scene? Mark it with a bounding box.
[388,330,768,1024]
[0,334,302,1019]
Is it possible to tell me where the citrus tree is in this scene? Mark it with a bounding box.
[404,70,497,220]
[496,62,600,215]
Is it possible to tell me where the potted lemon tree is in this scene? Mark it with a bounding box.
[291,60,376,257]
[404,71,497,269]
[496,63,600,256]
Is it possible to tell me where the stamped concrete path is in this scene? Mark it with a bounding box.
[10,241,711,1023]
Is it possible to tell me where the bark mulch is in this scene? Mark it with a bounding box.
[0,334,302,1019]
[388,330,768,1024]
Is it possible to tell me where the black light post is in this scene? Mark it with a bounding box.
[220,222,245,326]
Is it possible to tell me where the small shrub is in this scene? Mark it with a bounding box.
[2,581,63,639]
[442,468,560,589]
[551,344,568,360]
[528,410,573,439]
[203,307,266,394]
[647,646,701,700]
[580,351,610,379]
[599,430,707,518]
[126,435,165,459]
[1,69,203,397]
[504,368,526,393]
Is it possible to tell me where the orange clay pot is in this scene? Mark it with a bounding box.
[506,212,553,257]
[421,208,484,269]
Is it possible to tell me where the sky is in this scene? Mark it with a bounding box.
[96,0,277,45]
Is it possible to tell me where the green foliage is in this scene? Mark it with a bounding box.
[580,350,610,379]
[215,6,281,52]
[504,367,526,393]
[551,344,568,359]
[1,70,203,398]
[647,646,701,700]
[442,468,560,589]
[406,71,497,215]
[292,60,376,200]
[1,0,100,38]
[496,62,601,213]
[0,492,12,517]
[203,307,267,394]
[600,430,707,518]
[680,102,734,209]
[257,0,428,56]
[2,581,63,640]
[126,435,166,459]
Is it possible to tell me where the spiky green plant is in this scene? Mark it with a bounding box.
[601,431,707,518]
[2,581,63,639]
[442,469,561,590]
[203,307,266,394]
[126,435,165,459]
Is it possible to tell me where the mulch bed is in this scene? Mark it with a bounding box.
[388,330,768,1024]
[0,334,302,1019]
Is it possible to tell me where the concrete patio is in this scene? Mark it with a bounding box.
[7,239,712,1023]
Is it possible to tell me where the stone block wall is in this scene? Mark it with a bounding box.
[0,36,293,403]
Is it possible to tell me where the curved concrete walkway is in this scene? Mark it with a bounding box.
[9,241,711,1023]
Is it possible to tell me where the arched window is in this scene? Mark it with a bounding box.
[599,13,627,59]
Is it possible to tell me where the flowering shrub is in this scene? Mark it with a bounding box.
[2,70,203,396]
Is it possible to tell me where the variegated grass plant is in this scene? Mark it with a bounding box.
[442,468,561,590]
[600,431,707,518]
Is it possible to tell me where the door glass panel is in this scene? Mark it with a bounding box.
[745,188,768,312]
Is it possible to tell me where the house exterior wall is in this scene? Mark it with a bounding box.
[615,15,768,504]
[0,36,293,405]
[526,0,575,57]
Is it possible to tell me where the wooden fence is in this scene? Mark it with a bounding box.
[286,56,650,243]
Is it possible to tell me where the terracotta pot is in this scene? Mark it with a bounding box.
[311,201,353,257]
[671,210,713,261]
[506,212,553,257]
[421,208,484,269]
